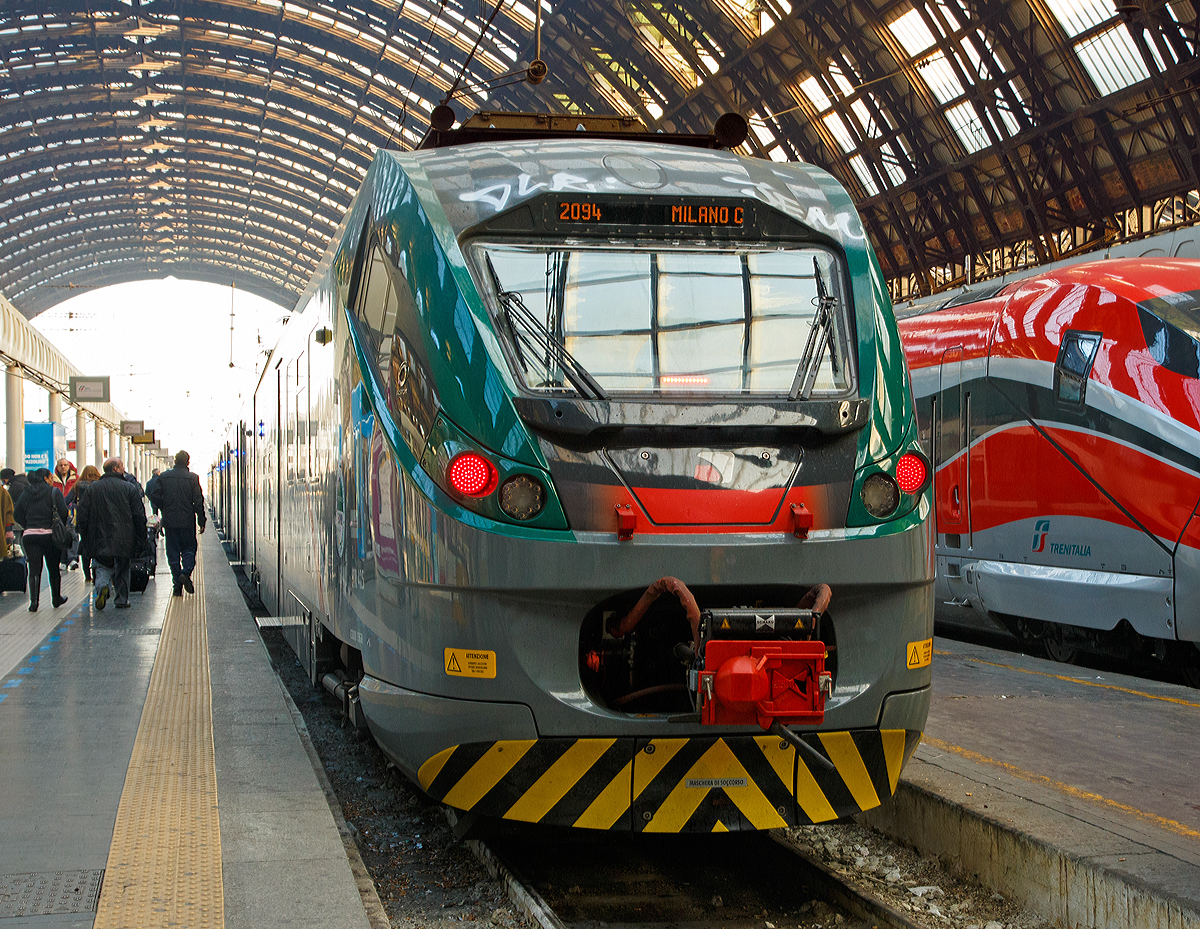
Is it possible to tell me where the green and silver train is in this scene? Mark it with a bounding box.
[215,113,934,833]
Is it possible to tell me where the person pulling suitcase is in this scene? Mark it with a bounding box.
[77,458,145,610]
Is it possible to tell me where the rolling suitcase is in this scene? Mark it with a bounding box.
[129,560,150,593]
[145,518,160,577]
[0,552,27,593]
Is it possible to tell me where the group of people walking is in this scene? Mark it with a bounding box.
[0,450,206,612]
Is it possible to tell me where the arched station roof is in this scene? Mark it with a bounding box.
[1,0,1197,316]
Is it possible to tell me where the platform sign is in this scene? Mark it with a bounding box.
[68,376,110,403]
[24,422,66,471]
[131,430,156,445]
[120,420,144,436]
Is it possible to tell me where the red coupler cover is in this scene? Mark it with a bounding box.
[700,639,827,728]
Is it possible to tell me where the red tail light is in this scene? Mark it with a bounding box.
[895,453,928,494]
[447,452,497,497]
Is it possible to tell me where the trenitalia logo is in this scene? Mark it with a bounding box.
[1032,520,1050,552]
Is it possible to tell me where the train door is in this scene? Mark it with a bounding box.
[251,394,259,589]
[238,420,248,561]
[936,346,975,602]
[936,347,969,544]
[275,363,284,610]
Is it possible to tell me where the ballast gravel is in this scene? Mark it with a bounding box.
[260,627,1048,929]
[261,628,533,929]
[783,824,1052,929]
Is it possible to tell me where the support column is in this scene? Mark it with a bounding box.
[94,420,104,468]
[108,429,118,465]
[48,390,61,426]
[76,408,88,471]
[6,366,23,472]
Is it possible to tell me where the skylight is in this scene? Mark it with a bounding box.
[1043,0,1155,94]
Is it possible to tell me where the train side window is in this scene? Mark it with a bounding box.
[1055,330,1102,408]
[350,229,439,457]
[354,242,400,363]
[1137,306,1200,379]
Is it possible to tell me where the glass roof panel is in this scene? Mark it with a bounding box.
[917,53,966,104]
[850,155,879,196]
[945,101,990,153]
[799,75,832,111]
[1076,27,1151,93]
[822,112,856,153]
[1043,0,1114,36]
[890,9,937,57]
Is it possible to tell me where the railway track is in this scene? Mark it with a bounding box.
[457,816,921,929]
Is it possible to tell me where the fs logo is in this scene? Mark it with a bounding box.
[1032,519,1051,553]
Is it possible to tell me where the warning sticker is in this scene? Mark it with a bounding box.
[906,638,933,669]
[444,648,496,679]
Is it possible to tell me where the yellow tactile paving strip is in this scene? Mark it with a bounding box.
[94,555,224,929]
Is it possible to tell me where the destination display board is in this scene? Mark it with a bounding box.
[543,197,755,235]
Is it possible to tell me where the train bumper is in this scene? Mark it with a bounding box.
[412,729,922,832]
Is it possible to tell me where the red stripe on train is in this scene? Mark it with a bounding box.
[939,425,1200,541]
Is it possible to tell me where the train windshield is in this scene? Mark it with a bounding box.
[1140,292,1200,342]
[473,243,852,398]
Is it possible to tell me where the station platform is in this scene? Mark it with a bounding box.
[864,606,1200,929]
[0,529,377,928]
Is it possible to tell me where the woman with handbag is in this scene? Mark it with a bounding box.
[13,468,69,611]
[66,465,100,581]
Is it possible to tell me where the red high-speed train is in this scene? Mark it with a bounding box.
[897,258,1200,684]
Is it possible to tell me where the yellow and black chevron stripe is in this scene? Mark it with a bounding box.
[417,729,920,832]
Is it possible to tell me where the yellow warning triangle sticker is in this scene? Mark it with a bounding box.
[794,618,804,628]
[447,653,462,673]
[909,645,920,666]
[720,619,731,629]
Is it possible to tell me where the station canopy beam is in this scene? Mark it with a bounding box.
[1,0,1197,313]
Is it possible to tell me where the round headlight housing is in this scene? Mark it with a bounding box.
[861,472,900,519]
[499,474,546,521]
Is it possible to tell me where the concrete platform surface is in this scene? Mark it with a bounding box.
[0,530,376,928]
[864,616,1200,929]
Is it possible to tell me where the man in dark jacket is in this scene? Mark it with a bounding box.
[78,458,146,610]
[145,469,162,515]
[150,450,205,596]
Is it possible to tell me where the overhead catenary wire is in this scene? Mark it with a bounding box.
[441,0,513,105]
[388,0,453,148]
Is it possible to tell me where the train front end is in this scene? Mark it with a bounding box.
[338,138,933,832]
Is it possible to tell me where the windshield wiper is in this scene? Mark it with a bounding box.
[485,254,607,400]
[789,258,839,401]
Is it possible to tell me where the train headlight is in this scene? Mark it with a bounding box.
[860,472,899,518]
[895,452,929,494]
[499,474,546,521]
[447,452,497,497]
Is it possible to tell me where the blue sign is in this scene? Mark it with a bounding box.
[25,422,66,472]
